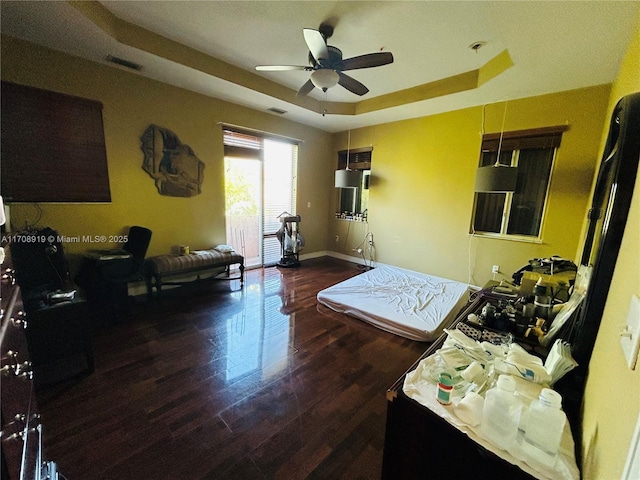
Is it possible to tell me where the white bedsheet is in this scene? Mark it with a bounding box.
[317,265,469,341]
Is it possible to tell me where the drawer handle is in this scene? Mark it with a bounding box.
[1,414,41,442]
[1,268,15,284]
[1,350,33,379]
[10,310,27,329]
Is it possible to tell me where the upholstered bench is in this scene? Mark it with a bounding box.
[144,248,244,298]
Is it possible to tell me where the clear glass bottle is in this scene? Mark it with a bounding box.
[480,374,521,451]
[522,388,567,470]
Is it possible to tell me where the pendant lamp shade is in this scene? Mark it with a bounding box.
[335,169,361,188]
[474,165,518,192]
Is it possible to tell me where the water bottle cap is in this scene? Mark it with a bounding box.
[539,388,562,408]
[438,372,453,387]
[497,374,516,392]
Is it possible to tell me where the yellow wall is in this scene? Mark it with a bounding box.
[329,86,610,286]
[0,36,333,265]
[581,10,640,479]
[3,17,639,476]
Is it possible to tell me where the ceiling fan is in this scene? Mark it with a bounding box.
[256,23,394,97]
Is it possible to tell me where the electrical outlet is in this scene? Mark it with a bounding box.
[492,265,500,274]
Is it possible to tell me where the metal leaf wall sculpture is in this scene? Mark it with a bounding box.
[140,124,204,197]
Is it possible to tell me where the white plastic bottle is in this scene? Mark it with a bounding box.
[522,388,567,470]
[480,374,522,451]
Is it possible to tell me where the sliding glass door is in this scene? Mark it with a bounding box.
[223,128,297,267]
[224,155,262,267]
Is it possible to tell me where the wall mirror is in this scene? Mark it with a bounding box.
[556,92,640,430]
[338,170,370,215]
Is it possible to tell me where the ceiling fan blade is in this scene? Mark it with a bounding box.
[341,51,394,71]
[296,79,315,97]
[256,65,311,71]
[303,28,330,65]
[338,72,369,96]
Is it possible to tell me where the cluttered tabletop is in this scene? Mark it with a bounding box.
[391,256,586,480]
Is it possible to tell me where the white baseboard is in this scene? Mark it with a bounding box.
[301,250,372,267]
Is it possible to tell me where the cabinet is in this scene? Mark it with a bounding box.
[7,228,95,387]
[23,297,94,386]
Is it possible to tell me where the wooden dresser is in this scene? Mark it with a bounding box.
[1,266,61,480]
[382,292,549,480]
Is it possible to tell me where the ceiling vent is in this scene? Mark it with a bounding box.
[267,107,287,115]
[106,55,142,71]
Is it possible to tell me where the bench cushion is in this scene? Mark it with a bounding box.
[145,249,243,275]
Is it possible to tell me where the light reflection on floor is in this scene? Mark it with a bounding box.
[225,267,293,382]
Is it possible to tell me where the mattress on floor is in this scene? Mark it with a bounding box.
[317,265,469,342]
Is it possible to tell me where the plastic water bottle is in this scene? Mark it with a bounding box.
[480,374,522,451]
[522,388,567,470]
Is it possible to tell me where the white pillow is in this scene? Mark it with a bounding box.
[215,244,235,253]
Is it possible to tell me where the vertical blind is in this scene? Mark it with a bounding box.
[263,139,298,265]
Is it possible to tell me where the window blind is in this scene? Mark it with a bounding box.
[262,139,298,266]
[223,129,262,160]
[1,81,111,203]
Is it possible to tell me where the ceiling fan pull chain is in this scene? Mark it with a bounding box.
[323,90,328,116]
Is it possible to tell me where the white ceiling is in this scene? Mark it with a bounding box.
[1,1,639,133]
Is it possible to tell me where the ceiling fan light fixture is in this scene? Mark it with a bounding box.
[310,69,339,91]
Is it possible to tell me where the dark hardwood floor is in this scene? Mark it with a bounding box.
[36,257,428,480]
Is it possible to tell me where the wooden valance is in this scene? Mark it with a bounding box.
[337,146,373,170]
[481,125,569,152]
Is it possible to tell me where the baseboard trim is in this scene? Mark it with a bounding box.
[300,250,372,267]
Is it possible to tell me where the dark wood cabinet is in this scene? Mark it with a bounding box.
[23,298,94,387]
[1,266,67,480]
[1,268,41,480]
[383,388,535,480]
